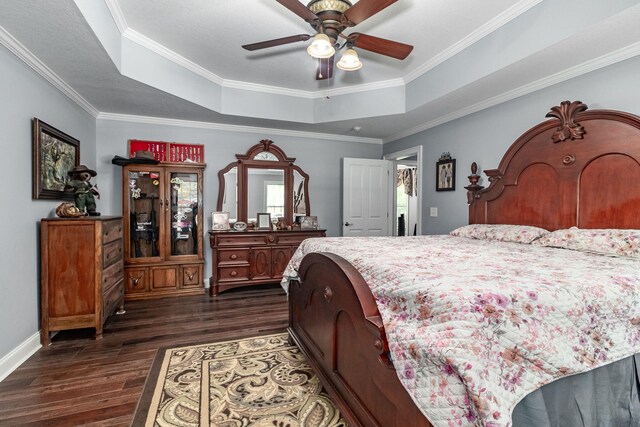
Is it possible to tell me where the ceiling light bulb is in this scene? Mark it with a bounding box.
[307,33,335,59]
[336,48,363,71]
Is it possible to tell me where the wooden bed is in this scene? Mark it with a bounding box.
[287,101,640,426]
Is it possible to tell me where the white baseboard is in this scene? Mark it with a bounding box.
[0,332,41,382]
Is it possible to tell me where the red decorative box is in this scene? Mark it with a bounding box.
[168,143,204,163]
[128,140,204,163]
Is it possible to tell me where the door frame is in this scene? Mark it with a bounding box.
[383,145,423,236]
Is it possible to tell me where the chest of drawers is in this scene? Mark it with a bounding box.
[40,217,124,345]
[209,229,326,296]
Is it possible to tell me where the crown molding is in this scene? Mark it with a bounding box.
[222,79,317,99]
[97,112,383,144]
[404,0,543,83]
[104,0,127,34]
[385,41,640,143]
[224,77,405,99]
[0,25,99,117]
[318,78,406,98]
[122,28,225,86]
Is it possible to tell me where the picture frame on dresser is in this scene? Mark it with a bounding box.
[256,213,271,230]
[212,211,230,230]
[301,216,318,230]
[32,118,80,200]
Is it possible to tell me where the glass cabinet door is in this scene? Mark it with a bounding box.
[169,171,200,257]
[127,169,162,259]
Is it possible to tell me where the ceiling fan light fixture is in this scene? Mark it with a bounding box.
[307,33,335,59]
[336,48,363,71]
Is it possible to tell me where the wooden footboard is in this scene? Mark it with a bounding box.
[288,252,432,427]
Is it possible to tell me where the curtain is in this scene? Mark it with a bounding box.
[396,168,417,196]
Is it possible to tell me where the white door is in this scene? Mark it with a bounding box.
[343,158,392,236]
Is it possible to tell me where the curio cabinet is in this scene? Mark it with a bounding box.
[122,162,205,299]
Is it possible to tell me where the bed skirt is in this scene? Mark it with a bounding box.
[512,353,640,426]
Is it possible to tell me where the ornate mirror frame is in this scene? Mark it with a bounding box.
[216,139,311,226]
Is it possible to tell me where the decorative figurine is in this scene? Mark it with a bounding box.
[64,165,100,216]
[276,217,287,230]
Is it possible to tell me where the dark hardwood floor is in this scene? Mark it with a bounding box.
[0,285,288,426]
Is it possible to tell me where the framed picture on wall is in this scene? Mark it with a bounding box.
[32,118,80,200]
[436,157,456,192]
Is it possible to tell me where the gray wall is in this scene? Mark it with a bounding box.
[384,55,640,235]
[96,121,382,282]
[0,44,96,360]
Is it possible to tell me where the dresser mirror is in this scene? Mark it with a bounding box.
[220,166,238,220]
[216,140,310,226]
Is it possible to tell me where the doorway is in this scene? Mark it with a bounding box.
[384,146,423,236]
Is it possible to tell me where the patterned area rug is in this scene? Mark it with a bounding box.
[132,332,347,426]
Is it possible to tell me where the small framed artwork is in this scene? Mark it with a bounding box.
[301,216,318,230]
[436,157,456,192]
[32,118,80,200]
[256,212,272,230]
[212,211,230,230]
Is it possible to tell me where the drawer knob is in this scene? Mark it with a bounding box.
[230,270,238,277]
[186,271,195,280]
[230,254,238,260]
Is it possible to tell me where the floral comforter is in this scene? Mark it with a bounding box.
[282,235,640,427]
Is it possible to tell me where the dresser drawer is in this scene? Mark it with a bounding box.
[151,266,178,290]
[102,220,123,244]
[217,248,249,264]
[102,261,124,293]
[125,267,148,294]
[218,266,250,282]
[103,240,123,268]
[277,234,314,245]
[182,264,202,287]
[216,235,267,246]
[102,280,123,321]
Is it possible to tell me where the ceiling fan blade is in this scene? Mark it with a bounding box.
[343,0,397,26]
[316,56,334,80]
[276,0,320,23]
[242,34,311,51]
[349,33,413,60]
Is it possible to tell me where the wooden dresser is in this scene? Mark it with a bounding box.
[40,217,124,345]
[209,229,326,296]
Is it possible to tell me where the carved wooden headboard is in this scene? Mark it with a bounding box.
[467,101,640,230]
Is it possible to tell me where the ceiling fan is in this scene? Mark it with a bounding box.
[242,0,413,80]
